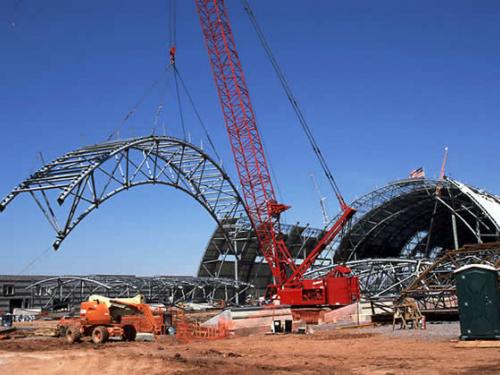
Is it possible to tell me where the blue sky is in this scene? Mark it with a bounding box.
[0,1,499,276]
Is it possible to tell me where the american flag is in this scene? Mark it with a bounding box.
[409,167,425,179]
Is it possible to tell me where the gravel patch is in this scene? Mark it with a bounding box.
[362,321,460,341]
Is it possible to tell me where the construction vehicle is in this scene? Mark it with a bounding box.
[57,295,166,344]
[193,1,360,306]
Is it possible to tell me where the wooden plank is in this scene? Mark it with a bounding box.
[453,340,500,348]
[0,327,16,335]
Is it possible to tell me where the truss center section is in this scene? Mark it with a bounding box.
[0,136,247,250]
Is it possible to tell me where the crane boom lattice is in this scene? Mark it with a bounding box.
[195,0,359,305]
[195,0,295,285]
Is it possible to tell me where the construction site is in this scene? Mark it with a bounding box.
[1,1,499,374]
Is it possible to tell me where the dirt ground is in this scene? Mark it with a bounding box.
[0,323,498,375]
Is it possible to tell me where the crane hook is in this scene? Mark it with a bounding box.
[169,46,176,65]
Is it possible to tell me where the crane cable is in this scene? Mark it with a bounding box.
[168,0,223,161]
[172,67,187,140]
[169,0,176,49]
[151,73,171,136]
[168,0,187,140]
[241,0,347,209]
[106,70,168,142]
[173,66,222,162]
[16,246,52,276]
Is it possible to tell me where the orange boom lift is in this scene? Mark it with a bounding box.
[57,296,165,344]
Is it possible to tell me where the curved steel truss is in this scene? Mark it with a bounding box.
[317,178,500,265]
[400,242,500,311]
[200,178,500,299]
[303,243,499,312]
[306,258,432,298]
[27,275,254,311]
[0,136,246,249]
[198,220,325,294]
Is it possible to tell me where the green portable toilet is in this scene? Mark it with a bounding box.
[454,264,500,340]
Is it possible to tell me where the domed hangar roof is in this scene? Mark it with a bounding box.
[335,178,500,261]
[198,177,499,296]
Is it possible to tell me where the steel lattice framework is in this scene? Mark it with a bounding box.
[306,258,432,301]
[316,178,500,266]
[3,140,498,307]
[0,136,246,249]
[198,220,325,293]
[27,275,253,311]
[302,244,499,313]
[400,242,500,312]
[210,178,499,299]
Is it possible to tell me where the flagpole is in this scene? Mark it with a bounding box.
[424,147,449,255]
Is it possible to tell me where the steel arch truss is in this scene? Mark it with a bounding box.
[28,276,113,310]
[305,258,432,302]
[303,243,499,312]
[316,178,500,266]
[198,219,325,291]
[400,242,500,311]
[27,275,254,311]
[0,136,246,249]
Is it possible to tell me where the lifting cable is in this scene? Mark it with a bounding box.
[262,135,288,222]
[152,73,172,136]
[169,0,187,140]
[173,66,222,162]
[241,0,347,209]
[106,70,168,141]
[169,0,177,50]
[173,69,187,140]
[16,246,52,276]
[106,0,177,142]
[108,0,221,160]
[168,0,222,161]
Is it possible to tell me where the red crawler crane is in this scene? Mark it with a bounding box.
[195,0,359,306]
